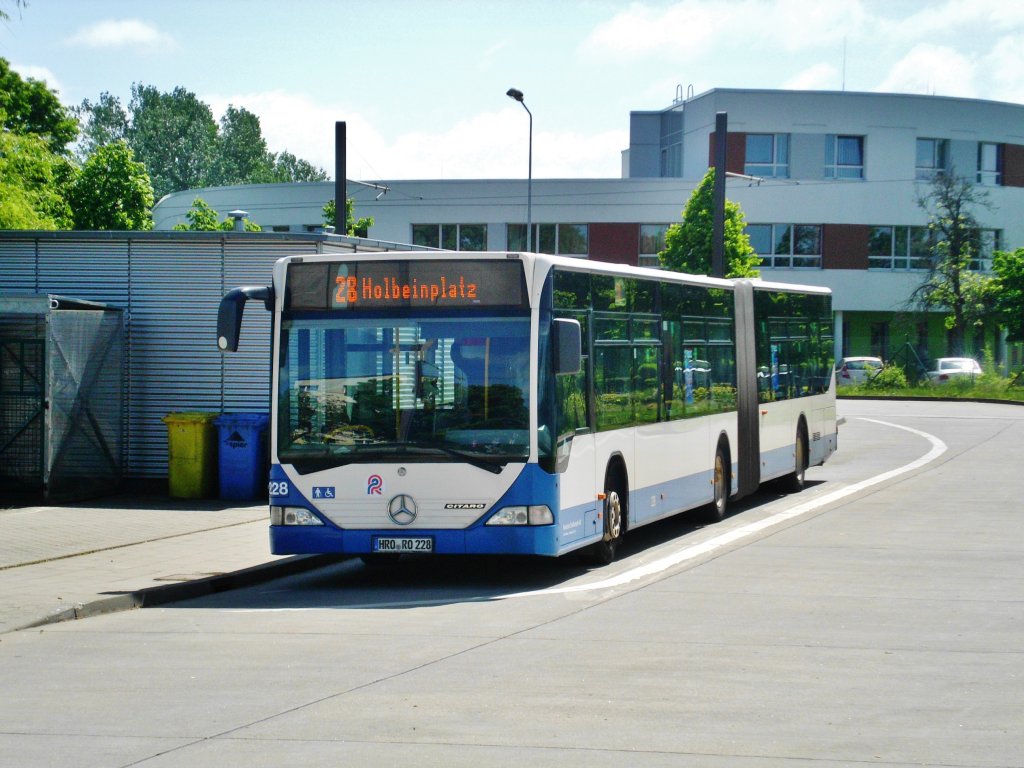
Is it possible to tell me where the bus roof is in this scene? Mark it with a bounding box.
[271,250,831,297]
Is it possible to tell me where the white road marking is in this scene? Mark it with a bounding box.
[503,418,946,598]
[231,418,946,611]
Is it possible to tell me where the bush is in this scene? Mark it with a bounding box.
[865,364,908,390]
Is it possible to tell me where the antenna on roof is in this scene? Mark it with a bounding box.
[842,37,847,91]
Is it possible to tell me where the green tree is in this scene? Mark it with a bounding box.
[270,150,328,182]
[0,57,78,154]
[0,0,27,21]
[659,168,761,278]
[74,91,129,159]
[210,105,273,186]
[126,84,218,200]
[914,173,994,356]
[322,198,373,237]
[69,141,154,230]
[0,129,74,229]
[991,248,1024,343]
[172,197,261,232]
[77,84,327,195]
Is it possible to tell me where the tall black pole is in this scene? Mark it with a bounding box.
[712,111,727,278]
[526,104,533,252]
[335,121,346,234]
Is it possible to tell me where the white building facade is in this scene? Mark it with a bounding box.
[153,88,1024,369]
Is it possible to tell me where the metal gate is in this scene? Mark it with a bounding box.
[0,329,45,491]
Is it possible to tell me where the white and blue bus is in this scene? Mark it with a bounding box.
[218,251,837,563]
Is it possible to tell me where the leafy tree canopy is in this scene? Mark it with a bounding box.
[914,173,994,355]
[0,128,74,229]
[172,197,261,232]
[127,84,218,201]
[74,91,128,159]
[0,0,27,21]
[0,56,78,153]
[76,86,327,199]
[270,149,328,183]
[69,140,154,230]
[991,248,1024,343]
[322,197,373,237]
[212,105,272,185]
[659,168,761,278]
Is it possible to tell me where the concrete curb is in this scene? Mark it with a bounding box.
[15,553,339,633]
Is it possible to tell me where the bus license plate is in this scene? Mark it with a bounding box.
[374,537,434,553]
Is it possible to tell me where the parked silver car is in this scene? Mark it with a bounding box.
[836,356,884,385]
[926,357,982,383]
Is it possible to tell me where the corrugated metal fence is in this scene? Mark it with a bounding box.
[0,232,402,478]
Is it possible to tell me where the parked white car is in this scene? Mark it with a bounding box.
[836,356,884,385]
[926,357,982,383]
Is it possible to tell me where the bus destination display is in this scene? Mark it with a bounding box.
[286,259,526,310]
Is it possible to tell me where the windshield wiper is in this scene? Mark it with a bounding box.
[424,444,508,474]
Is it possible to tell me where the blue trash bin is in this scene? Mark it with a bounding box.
[214,413,269,500]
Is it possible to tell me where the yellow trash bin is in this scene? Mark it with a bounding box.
[162,412,219,498]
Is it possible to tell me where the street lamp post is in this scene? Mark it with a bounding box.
[506,88,532,252]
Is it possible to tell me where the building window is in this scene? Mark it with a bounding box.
[978,142,1002,186]
[660,110,684,178]
[868,225,932,270]
[916,138,948,180]
[411,224,487,251]
[746,224,821,268]
[745,133,789,178]
[507,223,589,256]
[825,135,864,179]
[638,223,672,268]
[970,229,1000,272]
[868,225,998,272]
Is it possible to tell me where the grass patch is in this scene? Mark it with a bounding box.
[838,371,1024,402]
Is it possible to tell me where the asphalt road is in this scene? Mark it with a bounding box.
[2,400,1022,768]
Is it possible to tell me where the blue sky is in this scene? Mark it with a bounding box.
[4,0,1024,180]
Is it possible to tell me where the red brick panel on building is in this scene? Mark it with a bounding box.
[822,224,870,270]
[1003,143,1024,187]
[707,132,747,175]
[589,223,641,266]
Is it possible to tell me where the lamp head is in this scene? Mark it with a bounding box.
[506,88,525,102]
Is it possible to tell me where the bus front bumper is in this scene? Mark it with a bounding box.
[270,523,564,558]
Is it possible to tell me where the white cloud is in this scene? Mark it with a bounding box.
[9,64,64,96]
[66,19,175,50]
[580,0,867,61]
[980,35,1024,104]
[875,44,976,98]
[205,91,626,180]
[580,1,721,61]
[783,63,841,91]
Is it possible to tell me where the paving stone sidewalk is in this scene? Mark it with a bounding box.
[0,495,328,634]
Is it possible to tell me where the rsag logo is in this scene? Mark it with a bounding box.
[367,474,384,495]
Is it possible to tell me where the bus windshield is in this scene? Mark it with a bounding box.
[278,312,531,472]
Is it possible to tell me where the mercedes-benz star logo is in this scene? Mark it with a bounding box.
[387,494,417,526]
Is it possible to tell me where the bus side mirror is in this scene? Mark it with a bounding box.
[552,318,582,375]
[217,286,272,352]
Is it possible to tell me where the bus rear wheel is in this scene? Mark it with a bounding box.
[783,427,808,493]
[590,488,624,565]
[704,445,729,523]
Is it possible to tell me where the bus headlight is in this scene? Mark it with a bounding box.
[270,506,324,526]
[486,505,553,526]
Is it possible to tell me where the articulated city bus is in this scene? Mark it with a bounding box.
[218,251,837,563]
